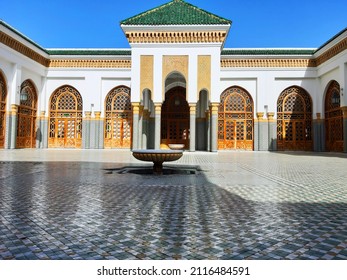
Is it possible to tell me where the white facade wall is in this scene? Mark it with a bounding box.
[45,68,131,116]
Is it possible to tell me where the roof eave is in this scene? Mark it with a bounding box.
[121,24,231,32]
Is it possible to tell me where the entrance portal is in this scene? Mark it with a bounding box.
[161,86,189,148]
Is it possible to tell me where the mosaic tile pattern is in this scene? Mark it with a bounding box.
[0,151,347,260]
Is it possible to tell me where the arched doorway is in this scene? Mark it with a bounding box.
[16,80,38,148]
[104,86,132,149]
[218,86,254,150]
[48,85,83,148]
[325,80,343,152]
[161,86,189,149]
[0,71,7,148]
[277,86,313,151]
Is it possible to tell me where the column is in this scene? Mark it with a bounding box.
[154,103,162,150]
[7,105,18,149]
[313,113,324,152]
[82,111,91,149]
[210,103,218,152]
[206,109,211,152]
[138,106,143,149]
[132,103,140,150]
[36,111,47,148]
[189,103,196,152]
[94,112,104,149]
[142,110,150,149]
[256,112,268,151]
[267,112,277,151]
[342,107,347,153]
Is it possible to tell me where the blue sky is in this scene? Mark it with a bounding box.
[1,0,346,49]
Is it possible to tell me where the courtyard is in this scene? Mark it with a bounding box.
[0,149,346,260]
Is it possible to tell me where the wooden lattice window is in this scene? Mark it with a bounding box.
[104,86,132,149]
[277,86,313,151]
[17,80,38,148]
[49,85,83,148]
[325,80,343,152]
[218,86,254,150]
[0,72,7,148]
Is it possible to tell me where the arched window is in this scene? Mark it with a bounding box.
[277,86,313,151]
[218,86,254,150]
[104,86,132,148]
[325,80,343,152]
[49,85,83,148]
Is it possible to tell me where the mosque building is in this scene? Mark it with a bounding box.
[0,0,346,152]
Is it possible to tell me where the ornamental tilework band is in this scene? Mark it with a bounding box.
[49,59,131,68]
[221,59,316,68]
[315,38,347,66]
[125,31,227,44]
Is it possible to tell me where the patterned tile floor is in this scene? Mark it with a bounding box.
[0,150,346,260]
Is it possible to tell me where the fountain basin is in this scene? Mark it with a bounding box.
[168,144,185,150]
[132,149,183,174]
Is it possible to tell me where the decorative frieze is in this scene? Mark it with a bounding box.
[49,59,131,68]
[221,58,316,68]
[0,31,49,67]
[315,38,347,66]
[125,31,227,44]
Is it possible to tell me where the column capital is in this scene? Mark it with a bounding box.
[132,102,140,114]
[94,111,101,120]
[10,104,18,115]
[210,103,219,115]
[39,111,48,121]
[256,112,264,119]
[154,103,162,114]
[267,112,275,121]
[84,111,92,120]
[189,103,196,114]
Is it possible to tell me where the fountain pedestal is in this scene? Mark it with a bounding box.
[132,149,183,174]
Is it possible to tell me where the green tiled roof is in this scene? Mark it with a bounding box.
[121,0,231,26]
[47,49,131,56]
[221,49,316,56]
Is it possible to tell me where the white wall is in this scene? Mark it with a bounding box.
[45,69,131,116]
